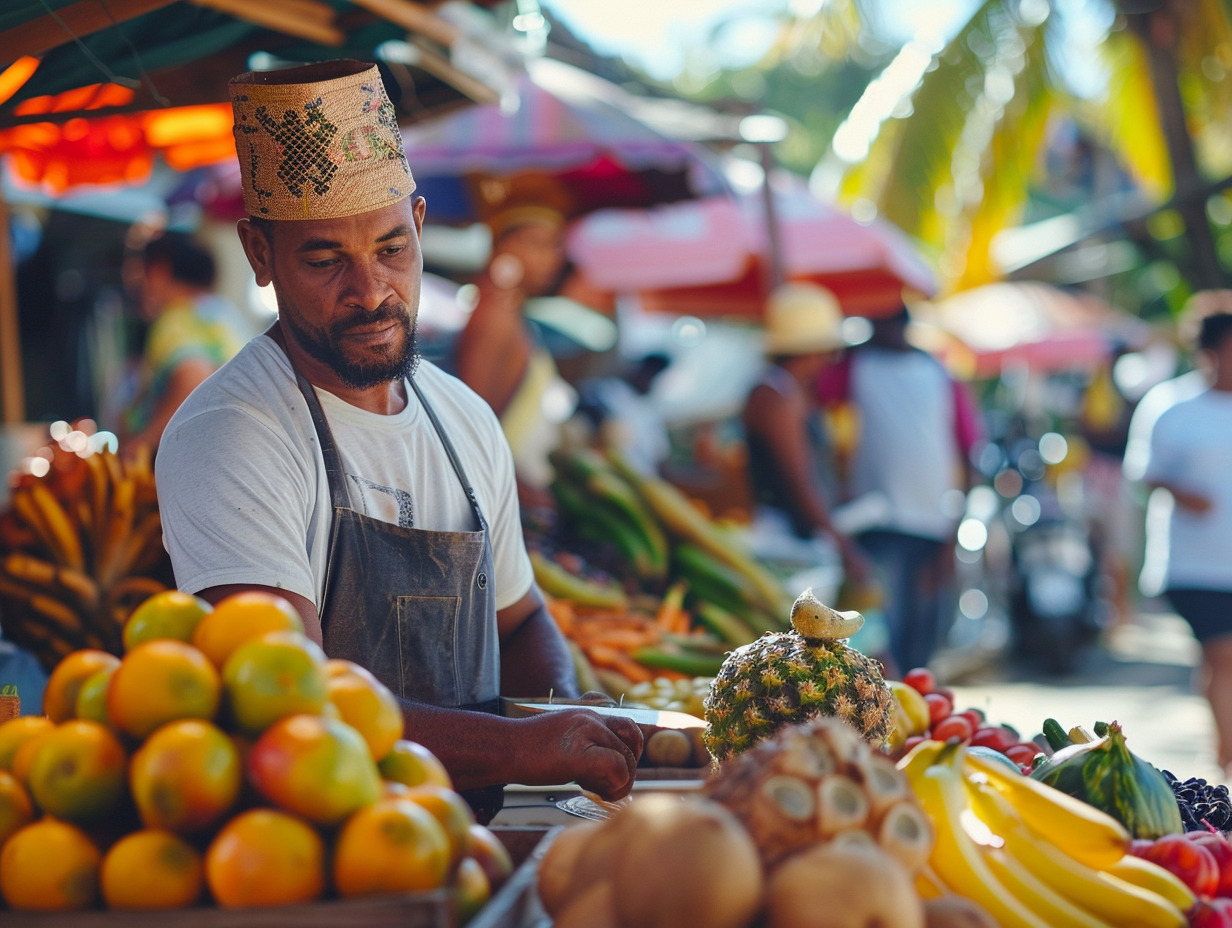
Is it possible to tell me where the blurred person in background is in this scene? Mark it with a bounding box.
[742,283,870,603]
[576,351,672,476]
[1124,296,1232,775]
[118,231,255,453]
[816,304,983,677]
[454,206,575,511]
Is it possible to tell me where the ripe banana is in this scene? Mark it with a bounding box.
[903,741,1055,928]
[965,773,1187,928]
[26,482,84,572]
[1105,852,1197,915]
[979,844,1115,928]
[3,553,100,612]
[964,745,1131,869]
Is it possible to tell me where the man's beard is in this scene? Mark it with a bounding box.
[281,299,420,389]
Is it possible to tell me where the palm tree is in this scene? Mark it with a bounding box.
[819,0,1232,299]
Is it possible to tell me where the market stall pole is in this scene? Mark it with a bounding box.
[0,191,21,424]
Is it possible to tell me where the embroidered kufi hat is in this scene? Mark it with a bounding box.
[229,59,414,221]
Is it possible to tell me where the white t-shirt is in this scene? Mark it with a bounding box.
[155,335,533,612]
[847,348,961,541]
[1132,385,1232,593]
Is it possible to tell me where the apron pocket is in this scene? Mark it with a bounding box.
[396,595,462,706]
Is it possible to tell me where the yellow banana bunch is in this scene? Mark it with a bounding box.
[899,740,1191,928]
[0,434,172,669]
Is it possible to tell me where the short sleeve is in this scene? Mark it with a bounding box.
[155,405,319,602]
[481,417,534,611]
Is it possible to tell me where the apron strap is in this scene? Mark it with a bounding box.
[292,368,352,509]
[409,377,489,533]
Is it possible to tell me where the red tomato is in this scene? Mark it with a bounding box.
[1187,895,1232,928]
[955,709,985,730]
[902,667,936,695]
[934,685,956,705]
[930,715,974,743]
[969,726,1019,754]
[1004,743,1043,767]
[1142,834,1221,897]
[923,692,953,725]
[901,735,928,756]
[1186,833,1232,898]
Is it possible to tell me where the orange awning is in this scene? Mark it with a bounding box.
[0,58,237,192]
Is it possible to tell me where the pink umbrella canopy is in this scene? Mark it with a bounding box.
[565,175,937,318]
[912,281,1149,378]
[400,58,730,225]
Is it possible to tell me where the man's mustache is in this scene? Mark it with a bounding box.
[331,302,411,337]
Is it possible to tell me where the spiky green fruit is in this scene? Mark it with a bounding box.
[702,590,892,764]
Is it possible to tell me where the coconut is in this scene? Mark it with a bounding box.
[552,879,619,928]
[609,794,763,928]
[536,821,602,917]
[764,841,924,928]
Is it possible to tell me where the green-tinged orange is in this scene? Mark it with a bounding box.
[123,590,213,652]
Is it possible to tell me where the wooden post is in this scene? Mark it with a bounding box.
[0,190,24,424]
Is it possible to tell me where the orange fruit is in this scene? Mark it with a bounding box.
[43,649,121,722]
[100,829,204,910]
[0,818,101,911]
[325,661,403,761]
[332,797,451,897]
[378,739,453,790]
[0,715,53,771]
[454,855,492,922]
[205,808,325,907]
[0,770,35,845]
[192,591,303,669]
[247,714,381,826]
[123,590,213,652]
[107,639,221,739]
[27,720,127,823]
[222,631,329,734]
[9,726,53,787]
[466,822,514,889]
[402,783,475,869]
[130,719,241,834]
[74,664,117,726]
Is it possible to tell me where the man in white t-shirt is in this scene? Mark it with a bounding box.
[155,60,641,819]
[1125,302,1232,775]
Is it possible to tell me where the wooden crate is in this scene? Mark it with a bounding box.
[1,826,557,928]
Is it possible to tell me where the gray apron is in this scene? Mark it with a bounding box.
[294,369,505,822]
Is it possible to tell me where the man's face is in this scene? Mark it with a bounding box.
[239,198,427,390]
[498,220,566,297]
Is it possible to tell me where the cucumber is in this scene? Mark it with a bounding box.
[1041,717,1072,752]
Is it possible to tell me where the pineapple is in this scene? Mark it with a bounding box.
[702,588,893,763]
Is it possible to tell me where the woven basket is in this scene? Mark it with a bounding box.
[0,694,19,722]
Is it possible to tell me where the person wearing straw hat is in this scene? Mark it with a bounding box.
[153,60,642,821]
[742,283,870,593]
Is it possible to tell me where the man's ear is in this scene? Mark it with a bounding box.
[236,218,273,287]
[411,196,426,238]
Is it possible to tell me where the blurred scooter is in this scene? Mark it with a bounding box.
[1000,433,1102,675]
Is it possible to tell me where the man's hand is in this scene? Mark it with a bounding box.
[519,708,643,801]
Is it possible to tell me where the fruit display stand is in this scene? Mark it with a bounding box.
[0,827,558,928]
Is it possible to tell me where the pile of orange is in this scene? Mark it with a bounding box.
[0,589,513,915]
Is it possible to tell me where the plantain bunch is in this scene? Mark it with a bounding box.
[0,427,172,669]
[547,447,794,649]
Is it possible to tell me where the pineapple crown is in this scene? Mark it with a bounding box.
[790,588,864,641]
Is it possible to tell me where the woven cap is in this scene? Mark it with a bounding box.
[763,282,845,355]
[229,59,414,220]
